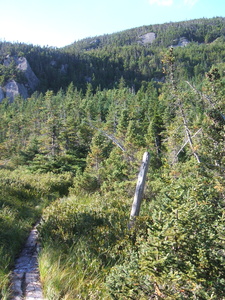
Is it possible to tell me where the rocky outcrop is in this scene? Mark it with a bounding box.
[15,57,39,91]
[0,56,39,102]
[60,64,68,74]
[138,32,156,45]
[4,80,29,102]
[173,37,190,47]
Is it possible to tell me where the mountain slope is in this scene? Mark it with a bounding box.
[0,16,225,100]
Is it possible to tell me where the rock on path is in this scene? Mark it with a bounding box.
[10,224,44,300]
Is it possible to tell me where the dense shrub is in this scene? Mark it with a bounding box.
[106,162,225,299]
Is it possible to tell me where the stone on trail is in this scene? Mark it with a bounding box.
[10,224,45,300]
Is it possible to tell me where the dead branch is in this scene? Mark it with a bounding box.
[87,121,126,152]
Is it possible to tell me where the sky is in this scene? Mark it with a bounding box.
[0,0,224,48]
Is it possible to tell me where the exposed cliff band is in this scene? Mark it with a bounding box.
[0,56,39,102]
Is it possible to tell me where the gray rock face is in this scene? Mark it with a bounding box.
[15,57,39,91]
[138,32,156,45]
[4,80,29,102]
[0,56,39,102]
[60,64,68,74]
[3,55,14,67]
[173,37,190,47]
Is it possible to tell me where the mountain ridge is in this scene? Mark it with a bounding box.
[1,16,225,101]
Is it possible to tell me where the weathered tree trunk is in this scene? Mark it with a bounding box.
[129,152,150,229]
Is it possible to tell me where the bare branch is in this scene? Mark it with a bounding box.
[87,121,126,152]
[174,128,202,162]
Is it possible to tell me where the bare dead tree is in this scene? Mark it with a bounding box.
[162,48,201,163]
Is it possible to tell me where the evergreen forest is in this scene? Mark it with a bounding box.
[0,17,225,299]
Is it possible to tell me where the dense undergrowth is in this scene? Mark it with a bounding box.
[1,157,224,299]
[37,159,225,300]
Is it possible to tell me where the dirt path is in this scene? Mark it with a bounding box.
[10,224,44,300]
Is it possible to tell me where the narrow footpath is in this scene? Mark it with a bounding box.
[10,224,44,300]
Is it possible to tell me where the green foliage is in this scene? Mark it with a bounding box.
[71,171,100,194]
[38,194,130,299]
[0,61,26,86]
[39,244,110,300]
[0,16,225,299]
[0,169,73,298]
[106,162,225,299]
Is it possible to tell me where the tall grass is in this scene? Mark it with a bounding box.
[39,242,110,300]
[38,194,131,299]
[0,168,73,298]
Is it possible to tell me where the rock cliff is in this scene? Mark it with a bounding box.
[138,32,156,45]
[16,57,39,91]
[0,56,39,102]
[5,80,29,101]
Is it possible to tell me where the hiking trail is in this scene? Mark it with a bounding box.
[10,223,45,300]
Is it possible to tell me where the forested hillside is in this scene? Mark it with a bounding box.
[0,17,225,299]
[1,17,225,94]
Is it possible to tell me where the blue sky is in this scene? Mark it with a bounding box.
[0,0,224,47]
